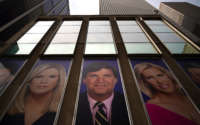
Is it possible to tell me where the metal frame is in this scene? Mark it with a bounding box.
[0,15,199,125]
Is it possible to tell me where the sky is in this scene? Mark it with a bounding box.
[69,0,99,15]
[69,0,200,15]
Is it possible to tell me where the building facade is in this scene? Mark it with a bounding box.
[0,0,70,42]
[100,0,154,15]
[159,2,200,38]
[0,14,200,125]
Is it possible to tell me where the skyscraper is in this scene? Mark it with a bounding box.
[100,0,154,15]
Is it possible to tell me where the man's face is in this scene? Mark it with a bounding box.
[83,68,117,99]
[188,67,200,85]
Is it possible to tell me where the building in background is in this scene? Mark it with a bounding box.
[100,0,154,15]
[159,2,200,38]
[0,0,69,42]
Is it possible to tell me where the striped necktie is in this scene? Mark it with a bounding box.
[94,102,110,125]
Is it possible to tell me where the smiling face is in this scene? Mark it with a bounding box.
[29,68,59,96]
[83,68,117,100]
[142,67,176,94]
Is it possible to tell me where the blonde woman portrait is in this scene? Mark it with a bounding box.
[1,63,67,125]
[134,62,200,125]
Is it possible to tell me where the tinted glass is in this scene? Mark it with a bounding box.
[145,20,199,54]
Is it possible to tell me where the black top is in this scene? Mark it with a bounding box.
[1,112,56,125]
[76,92,130,125]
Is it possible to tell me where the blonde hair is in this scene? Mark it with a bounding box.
[134,62,178,97]
[9,63,67,114]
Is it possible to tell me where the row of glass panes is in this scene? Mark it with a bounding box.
[13,20,199,55]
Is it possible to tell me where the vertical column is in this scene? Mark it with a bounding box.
[110,17,151,125]
[56,17,89,125]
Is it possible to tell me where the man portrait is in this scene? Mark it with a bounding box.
[182,62,200,88]
[76,61,130,125]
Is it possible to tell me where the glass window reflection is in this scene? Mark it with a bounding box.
[14,21,54,55]
[145,20,199,54]
[117,20,157,54]
[45,21,82,55]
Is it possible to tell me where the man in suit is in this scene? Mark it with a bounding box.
[76,62,130,125]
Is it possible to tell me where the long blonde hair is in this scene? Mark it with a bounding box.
[134,62,179,97]
[9,63,67,114]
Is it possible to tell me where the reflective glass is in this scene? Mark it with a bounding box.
[15,44,37,54]
[44,44,76,54]
[117,26,143,32]
[89,21,110,25]
[88,26,112,33]
[34,21,54,26]
[51,34,79,43]
[156,33,185,42]
[26,26,52,34]
[147,25,173,33]
[117,21,137,25]
[13,21,54,55]
[57,26,81,33]
[85,44,116,54]
[45,21,82,54]
[145,20,199,54]
[17,34,44,43]
[62,21,82,25]
[121,33,149,42]
[164,42,199,54]
[125,43,157,54]
[145,20,164,25]
[87,33,113,42]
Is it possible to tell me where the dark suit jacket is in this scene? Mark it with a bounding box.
[76,92,130,125]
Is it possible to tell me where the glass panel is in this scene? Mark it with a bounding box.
[76,60,130,125]
[125,43,157,54]
[156,33,185,42]
[89,21,110,25]
[46,21,82,54]
[164,42,199,54]
[121,33,149,42]
[145,20,164,25]
[147,25,173,33]
[85,44,116,54]
[145,20,199,54]
[87,33,113,43]
[0,58,24,95]
[117,21,137,25]
[117,26,143,32]
[10,21,55,55]
[88,26,112,33]
[44,44,76,54]
[17,34,45,43]
[131,59,200,125]
[62,21,82,25]
[51,34,79,43]
[57,26,81,33]
[15,44,37,55]
[178,59,200,88]
[26,26,53,34]
[1,59,70,125]
[34,21,54,26]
